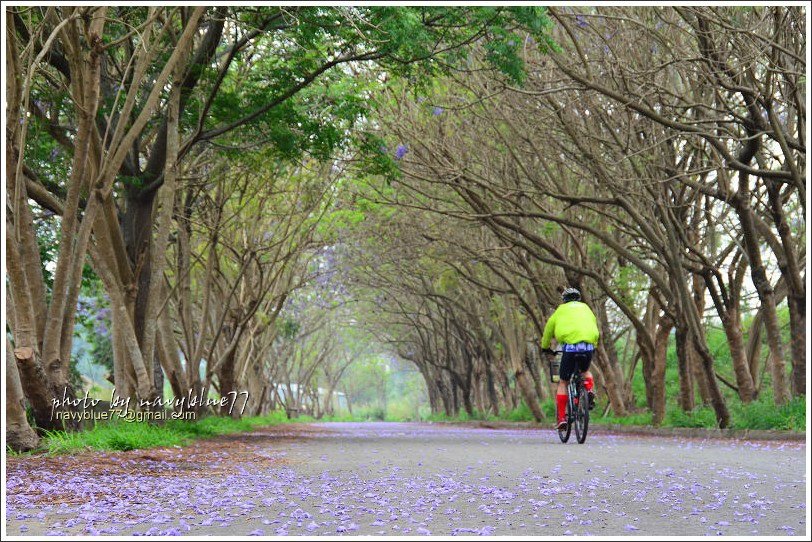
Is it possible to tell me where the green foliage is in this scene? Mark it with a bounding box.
[199,6,557,170]
[595,411,654,427]
[43,421,187,454]
[542,221,560,236]
[278,317,301,340]
[502,402,536,422]
[34,215,59,291]
[664,406,719,428]
[435,268,460,294]
[364,407,387,421]
[729,395,805,431]
[416,401,552,423]
[36,411,295,455]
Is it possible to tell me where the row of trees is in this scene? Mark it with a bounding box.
[5,6,555,450]
[4,6,804,452]
[341,6,805,427]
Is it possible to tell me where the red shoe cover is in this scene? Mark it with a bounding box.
[556,394,568,422]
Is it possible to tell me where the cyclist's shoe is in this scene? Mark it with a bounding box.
[556,419,568,431]
[588,391,596,410]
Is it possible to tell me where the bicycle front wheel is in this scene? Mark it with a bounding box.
[575,386,589,444]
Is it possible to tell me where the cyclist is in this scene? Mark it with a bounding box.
[541,287,599,431]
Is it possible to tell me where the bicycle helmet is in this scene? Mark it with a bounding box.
[562,287,581,302]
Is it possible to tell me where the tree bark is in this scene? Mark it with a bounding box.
[764,181,805,397]
[6,339,41,452]
[721,307,757,402]
[674,324,695,412]
[651,315,672,425]
[734,189,790,405]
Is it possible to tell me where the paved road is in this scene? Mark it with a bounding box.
[4,422,808,537]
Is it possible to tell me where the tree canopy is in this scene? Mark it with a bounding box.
[5,5,806,451]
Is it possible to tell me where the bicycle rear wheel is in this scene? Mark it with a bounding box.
[558,397,572,443]
[575,386,590,444]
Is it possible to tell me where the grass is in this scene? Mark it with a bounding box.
[594,411,654,427]
[418,400,554,424]
[413,397,805,432]
[410,389,805,432]
[14,409,406,456]
[591,396,805,432]
[18,410,296,456]
[729,396,806,431]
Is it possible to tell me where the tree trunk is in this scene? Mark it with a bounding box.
[437,378,452,415]
[345,392,354,416]
[524,348,547,404]
[674,324,695,411]
[483,356,501,413]
[6,339,41,451]
[514,366,544,421]
[454,373,474,416]
[5,227,59,430]
[597,300,630,408]
[640,343,654,411]
[594,346,628,416]
[692,336,732,428]
[690,274,712,407]
[472,366,487,413]
[786,295,805,397]
[651,316,672,425]
[735,192,790,405]
[217,350,238,417]
[674,268,730,427]
[721,307,757,402]
[764,180,805,397]
[691,344,713,407]
[322,381,337,418]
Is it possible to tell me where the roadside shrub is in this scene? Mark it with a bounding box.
[731,396,806,431]
[596,411,653,427]
[665,406,718,428]
[502,402,536,422]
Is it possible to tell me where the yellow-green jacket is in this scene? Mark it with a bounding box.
[540,301,600,348]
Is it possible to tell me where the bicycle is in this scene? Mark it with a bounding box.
[548,350,590,444]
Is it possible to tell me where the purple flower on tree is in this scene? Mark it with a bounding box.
[432,106,444,116]
[394,144,408,160]
[575,15,588,28]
